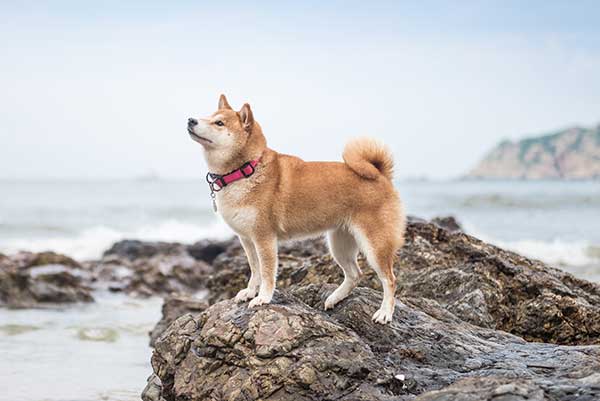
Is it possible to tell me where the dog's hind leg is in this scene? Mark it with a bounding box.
[368,246,396,324]
[324,227,362,310]
[351,221,399,324]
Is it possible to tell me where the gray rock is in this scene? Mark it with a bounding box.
[145,285,600,401]
[142,217,600,400]
[202,217,600,345]
[186,239,234,264]
[89,241,220,297]
[103,239,186,260]
[0,251,93,308]
[431,216,462,232]
[397,218,600,345]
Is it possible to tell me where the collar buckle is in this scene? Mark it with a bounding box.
[206,172,225,193]
[240,161,255,178]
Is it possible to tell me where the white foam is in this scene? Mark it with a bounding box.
[464,222,600,281]
[0,219,234,260]
[495,238,594,267]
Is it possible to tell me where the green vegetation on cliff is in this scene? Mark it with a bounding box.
[467,124,600,179]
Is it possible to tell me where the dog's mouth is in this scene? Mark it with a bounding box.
[188,128,213,144]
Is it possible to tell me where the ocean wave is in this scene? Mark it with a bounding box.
[467,225,600,281]
[496,239,600,267]
[0,219,234,260]
[2,218,599,282]
[0,222,75,235]
[458,193,600,209]
[498,239,600,282]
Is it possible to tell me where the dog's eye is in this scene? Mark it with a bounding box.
[214,120,224,127]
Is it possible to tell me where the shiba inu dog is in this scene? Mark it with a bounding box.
[187,95,406,323]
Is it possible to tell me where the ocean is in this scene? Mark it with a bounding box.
[1,179,599,281]
[0,179,599,401]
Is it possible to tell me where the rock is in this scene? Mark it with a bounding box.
[149,295,209,347]
[202,218,600,345]
[205,237,334,304]
[431,215,462,232]
[414,375,600,401]
[87,238,237,297]
[103,240,187,261]
[0,250,81,269]
[0,251,93,308]
[397,218,600,345]
[142,374,167,401]
[186,239,234,264]
[145,285,600,401]
[88,252,213,297]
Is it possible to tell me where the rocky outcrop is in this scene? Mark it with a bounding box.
[414,375,600,401]
[88,239,235,297]
[143,285,600,401]
[104,238,233,264]
[202,217,600,345]
[0,239,236,306]
[143,217,600,400]
[467,124,600,179]
[0,251,93,308]
[431,215,462,232]
[398,218,600,345]
[103,240,187,261]
[149,295,208,347]
[186,239,233,264]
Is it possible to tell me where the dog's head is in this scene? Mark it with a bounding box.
[187,95,263,163]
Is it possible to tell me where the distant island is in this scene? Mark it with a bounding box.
[466,123,600,179]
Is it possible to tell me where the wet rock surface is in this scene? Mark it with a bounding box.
[0,251,93,308]
[141,216,600,400]
[144,285,600,401]
[202,217,600,346]
[397,218,600,345]
[205,238,336,304]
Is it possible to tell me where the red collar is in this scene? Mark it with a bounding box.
[206,158,260,193]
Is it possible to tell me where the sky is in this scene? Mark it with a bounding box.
[1,1,599,180]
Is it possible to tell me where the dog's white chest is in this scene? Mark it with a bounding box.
[216,194,257,236]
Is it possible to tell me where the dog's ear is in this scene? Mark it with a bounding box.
[218,94,232,110]
[239,103,254,132]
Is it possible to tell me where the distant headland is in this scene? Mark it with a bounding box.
[466,123,600,180]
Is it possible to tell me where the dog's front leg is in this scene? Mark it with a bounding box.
[248,235,278,308]
[235,236,261,302]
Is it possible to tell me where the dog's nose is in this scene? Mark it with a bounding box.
[188,118,198,127]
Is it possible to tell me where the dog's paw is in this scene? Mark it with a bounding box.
[372,307,393,325]
[324,292,342,310]
[234,288,257,303]
[248,294,272,308]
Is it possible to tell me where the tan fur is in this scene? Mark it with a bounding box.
[188,95,406,324]
[343,137,394,180]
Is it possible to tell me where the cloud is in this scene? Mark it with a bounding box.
[1,2,599,179]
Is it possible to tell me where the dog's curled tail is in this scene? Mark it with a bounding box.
[343,137,394,180]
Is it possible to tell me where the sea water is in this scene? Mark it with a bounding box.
[0,179,598,400]
[0,293,162,401]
